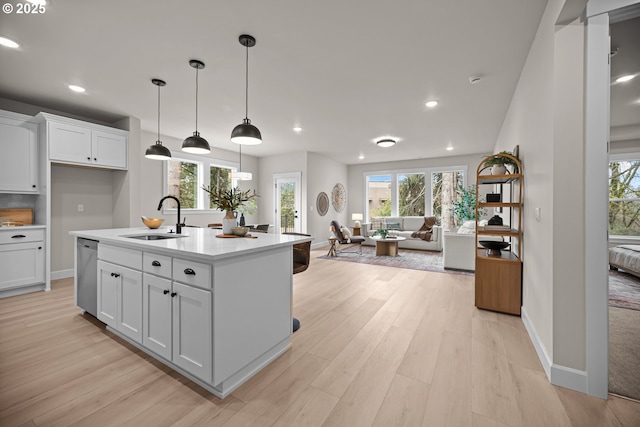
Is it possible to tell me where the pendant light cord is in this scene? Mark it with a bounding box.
[245,42,249,120]
[157,83,161,141]
[239,144,242,171]
[195,67,199,132]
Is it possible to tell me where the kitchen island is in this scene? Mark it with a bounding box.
[70,226,312,399]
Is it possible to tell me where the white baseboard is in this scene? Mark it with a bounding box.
[51,269,74,280]
[522,306,588,394]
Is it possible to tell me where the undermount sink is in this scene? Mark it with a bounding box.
[122,234,187,240]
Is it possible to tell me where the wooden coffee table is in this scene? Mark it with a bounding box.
[372,236,406,256]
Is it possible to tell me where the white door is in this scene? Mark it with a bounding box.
[118,266,143,343]
[97,260,118,328]
[274,172,301,234]
[0,116,38,193]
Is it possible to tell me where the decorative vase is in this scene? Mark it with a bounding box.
[222,211,236,235]
[491,165,507,175]
[239,213,246,226]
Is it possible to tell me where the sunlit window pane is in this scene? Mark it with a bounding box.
[167,160,198,209]
[398,173,425,216]
[367,175,392,218]
[609,160,640,236]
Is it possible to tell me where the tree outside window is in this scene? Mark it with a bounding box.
[167,160,198,209]
[367,175,392,217]
[209,165,232,209]
[432,171,463,230]
[609,160,640,236]
[398,173,425,216]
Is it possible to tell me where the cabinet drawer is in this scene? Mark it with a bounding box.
[143,252,172,279]
[0,228,44,244]
[98,244,142,270]
[173,258,211,289]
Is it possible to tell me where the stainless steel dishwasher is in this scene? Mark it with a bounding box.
[76,237,98,317]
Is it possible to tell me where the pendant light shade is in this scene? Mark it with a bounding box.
[231,34,262,145]
[229,144,252,180]
[182,59,211,154]
[145,79,172,160]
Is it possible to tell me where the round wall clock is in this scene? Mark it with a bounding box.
[331,183,346,213]
[316,192,329,216]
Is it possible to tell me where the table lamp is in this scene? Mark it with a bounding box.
[352,213,363,227]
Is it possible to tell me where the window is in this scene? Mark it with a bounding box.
[163,151,238,212]
[367,175,392,217]
[365,166,466,222]
[609,157,640,236]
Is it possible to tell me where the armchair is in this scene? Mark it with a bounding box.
[330,220,365,255]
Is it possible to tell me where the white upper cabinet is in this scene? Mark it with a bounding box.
[0,110,38,193]
[36,112,128,170]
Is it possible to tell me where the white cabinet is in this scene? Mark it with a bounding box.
[97,260,143,343]
[0,111,38,193]
[0,228,45,291]
[37,113,128,170]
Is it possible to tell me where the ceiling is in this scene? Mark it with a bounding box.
[3,0,631,166]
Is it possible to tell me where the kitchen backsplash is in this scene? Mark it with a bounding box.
[0,193,37,210]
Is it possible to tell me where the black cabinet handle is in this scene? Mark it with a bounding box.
[184,268,196,276]
[170,292,177,297]
[87,157,91,160]
[32,184,36,188]
[38,246,42,250]
[113,273,120,278]
[152,260,161,267]
[163,289,170,295]
[93,157,97,161]
[11,235,26,239]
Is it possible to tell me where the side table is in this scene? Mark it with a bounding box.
[352,226,361,236]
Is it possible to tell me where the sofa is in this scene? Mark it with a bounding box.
[443,220,504,271]
[361,216,443,251]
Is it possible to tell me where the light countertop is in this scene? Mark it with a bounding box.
[70,227,313,262]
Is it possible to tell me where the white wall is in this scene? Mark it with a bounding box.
[307,152,348,243]
[494,0,590,388]
[257,151,308,231]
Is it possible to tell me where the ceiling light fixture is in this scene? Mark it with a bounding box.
[446,145,454,151]
[358,154,365,160]
[145,79,171,160]
[615,74,635,83]
[293,126,302,133]
[182,59,210,154]
[425,100,438,108]
[231,34,262,145]
[469,75,483,84]
[229,144,252,181]
[68,85,85,93]
[376,138,396,148]
[0,37,19,48]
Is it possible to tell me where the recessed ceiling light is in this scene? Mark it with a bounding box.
[358,154,364,160]
[615,74,635,83]
[293,126,302,133]
[425,100,438,108]
[0,37,19,49]
[446,146,454,151]
[68,85,86,93]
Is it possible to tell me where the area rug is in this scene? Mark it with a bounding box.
[317,245,473,276]
[609,306,640,401]
[609,269,640,311]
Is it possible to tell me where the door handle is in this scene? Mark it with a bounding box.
[184,268,196,276]
[152,260,161,267]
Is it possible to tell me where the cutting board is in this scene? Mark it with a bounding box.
[0,208,34,225]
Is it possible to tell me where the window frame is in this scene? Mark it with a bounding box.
[161,150,239,214]
[364,165,467,221]
[608,152,640,238]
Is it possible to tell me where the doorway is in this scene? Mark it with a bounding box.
[274,172,301,234]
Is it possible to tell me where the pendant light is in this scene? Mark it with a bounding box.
[145,79,172,160]
[231,34,262,145]
[229,144,252,180]
[182,59,211,154]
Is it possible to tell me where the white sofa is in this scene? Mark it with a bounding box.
[361,216,443,251]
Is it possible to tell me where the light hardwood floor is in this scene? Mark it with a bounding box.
[1,249,639,427]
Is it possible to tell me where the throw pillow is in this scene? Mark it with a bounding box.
[340,226,352,242]
[386,222,401,230]
[371,217,386,230]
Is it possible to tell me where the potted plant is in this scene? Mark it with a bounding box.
[483,150,518,174]
[202,186,258,234]
[371,228,390,239]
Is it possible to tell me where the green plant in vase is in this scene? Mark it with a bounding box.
[483,150,519,174]
[202,186,258,233]
[371,229,390,239]
[452,185,486,226]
